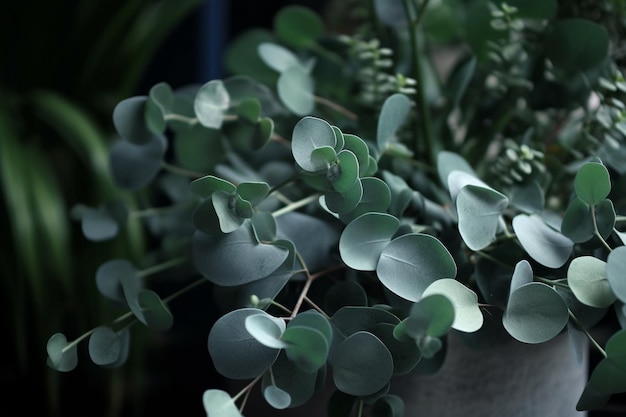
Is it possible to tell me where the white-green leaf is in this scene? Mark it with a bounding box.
[264,385,292,409]
[377,93,412,151]
[245,312,288,349]
[607,246,626,303]
[422,279,484,332]
[512,214,573,268]
[258,42,303,73]
[195,80,230,129]
[437,151,476,190]
[456,184,509,250]
[510,260,534,296]
[339,213,400,271]
[278,66,315,115]
[568,256,616,308]
[376,233,457,302]
[202,389,243,417]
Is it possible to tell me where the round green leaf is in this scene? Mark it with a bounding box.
[343,134,370,175]
[332,150,359,193]
[339,213,400,271]
[585,330,626,395]
[371,324,421,375]
[88,326,128,366]
[401,294,455,339]
[137,290,174,331]
[377,94,412,151]
[331,306,400,339]
[194,80,230,129]
[323,281,368,314]
[112,96,154,144]
[338,177,392,223]
[568,256,615,308]
[422,279,484,332]
[274,5,324,47]
[258,42,303,73]
[546,18,609,74]
[224,29,278,86]
[193,226,289,286]
[456,184,509,251]
[322,179,363,215]
[310,146,337,170]
[437,151,475,189]
[190,175,236,198]
[377,233,457,302]
[503,282,569,344]
[192,198,222,234]
[145,82,173,134]
[289,310,333,343]
[109,134,167,190]
[208,308,281,379]
[251,210,278,242]
[174,125,225,172]
[372,394,405,417]
[510,181,545,214]
[512,214,573,268]
[333,331,394,396]
[509,260,534,296]
[291,116,336,172]
[561,197,594,243]
[79,200,128,242]
[278,66,315,115]
[264,385,292,409]
[608,246,626,303]
[46,333,78,372]
[95,259,138,303]
[202,389,243,417]
[596,199,616,239]
[382,171,413,218]
[212,191,246,233]
[574,162,611,205]
[245,312,288,349]
[237,181,270,206]
[282,326,329,372]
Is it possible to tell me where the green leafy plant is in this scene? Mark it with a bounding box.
[1,0,201,415]
[47,1,626,416]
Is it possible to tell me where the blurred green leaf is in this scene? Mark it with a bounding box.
[274,5,324,47]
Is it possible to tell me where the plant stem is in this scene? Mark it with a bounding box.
[137,256,190,278]
[233,373,264,404]
[402,0,435,165]
[290,273,314,319]
[267,172,300,195]
[304,296,331,319]
[569,310,607,358]
[164,113,199,125]
[162,162,207,179]
[592,205,613,252]
[314,95,358,121]
[162,276,208,305]
[272,193,320,218]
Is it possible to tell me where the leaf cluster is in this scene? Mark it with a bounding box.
[47,1,626,416]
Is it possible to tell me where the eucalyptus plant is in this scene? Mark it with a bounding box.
[47,1,626,416]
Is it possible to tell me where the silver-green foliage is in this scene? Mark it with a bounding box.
[45,2,626,416]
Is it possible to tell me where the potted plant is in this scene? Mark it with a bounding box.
[46,1,626,416]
